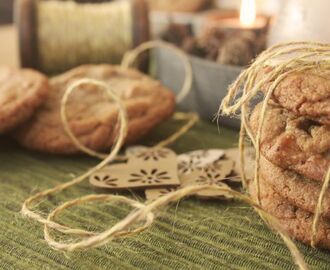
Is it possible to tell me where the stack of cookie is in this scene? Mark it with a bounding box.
[249,71,330,248]
[0,65,175,154]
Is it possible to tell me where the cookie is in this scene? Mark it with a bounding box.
[261,70,330,125]
[14,65,175,154]
[259,156,330,219]
[250,102,330,182]
[249,177,330,249]
[0,67,48,134]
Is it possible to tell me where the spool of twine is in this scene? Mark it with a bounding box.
[15,0,149,74]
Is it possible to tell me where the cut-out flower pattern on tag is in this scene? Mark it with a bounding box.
[92,174,119,187]
[135,149,170,161]
[128,169,171,184]
[181,169,234,199]
[201,159,235,180]
[90,147,180,190]
[178,159,197,175]
[195,172,225,186]
[178,149,225,175]
[145,158,236,201]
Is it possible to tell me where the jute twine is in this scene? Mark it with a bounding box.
[21,79,129,234]
[21,42,199,248]
[220,41,330,254]
[121,40,193,103]
[22,75,200,247]
[61,40,196,160]
[37,0,133,73]
[20,41,315,269]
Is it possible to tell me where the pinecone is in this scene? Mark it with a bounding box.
[217,35,254,66]
[197,28,225,60]
[161,24,192,47]
[182,37,207,58]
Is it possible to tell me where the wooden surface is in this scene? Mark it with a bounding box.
[0,25,19,67]
[16,0,38,69]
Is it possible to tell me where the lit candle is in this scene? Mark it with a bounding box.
[240,0,257,27]
[200,0,268,32]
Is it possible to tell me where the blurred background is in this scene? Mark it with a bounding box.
[0,0,13,24]
[0,0,328,126]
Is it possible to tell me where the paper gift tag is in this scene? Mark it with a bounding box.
[145,159,235,200]
[224,147,255,180]
[125,145,148,157]
[180,170,234,199]
[127,147,226,175]
[145,187,179,201]
[198,160,235,182]
[209,159,241,183]
[183,159,235,198]
[133,148,175,163]
[178,149,225,175]
[125,146,176,164]
[90,147,180,189]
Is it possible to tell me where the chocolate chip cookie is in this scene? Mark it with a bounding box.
[250,103,330,182]
[259,156,330,219]
[262,71,330,125]
[14,65,175,154]
[249,177,330,249]
[0,67,48,134]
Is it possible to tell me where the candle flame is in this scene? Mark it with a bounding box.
[240,0,256,27]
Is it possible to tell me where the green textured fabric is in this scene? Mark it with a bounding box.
[0,119,329,270]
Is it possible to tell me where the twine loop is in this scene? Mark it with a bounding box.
[44,194,155,251]
[21,78,128,234]
[22,57,198,251]
[61,78,127,160]
[121,40,193,103]
[45,182,309,270]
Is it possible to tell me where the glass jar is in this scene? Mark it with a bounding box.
[268,0,330,46]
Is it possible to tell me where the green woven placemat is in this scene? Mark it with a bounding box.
[0,119,329,270]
